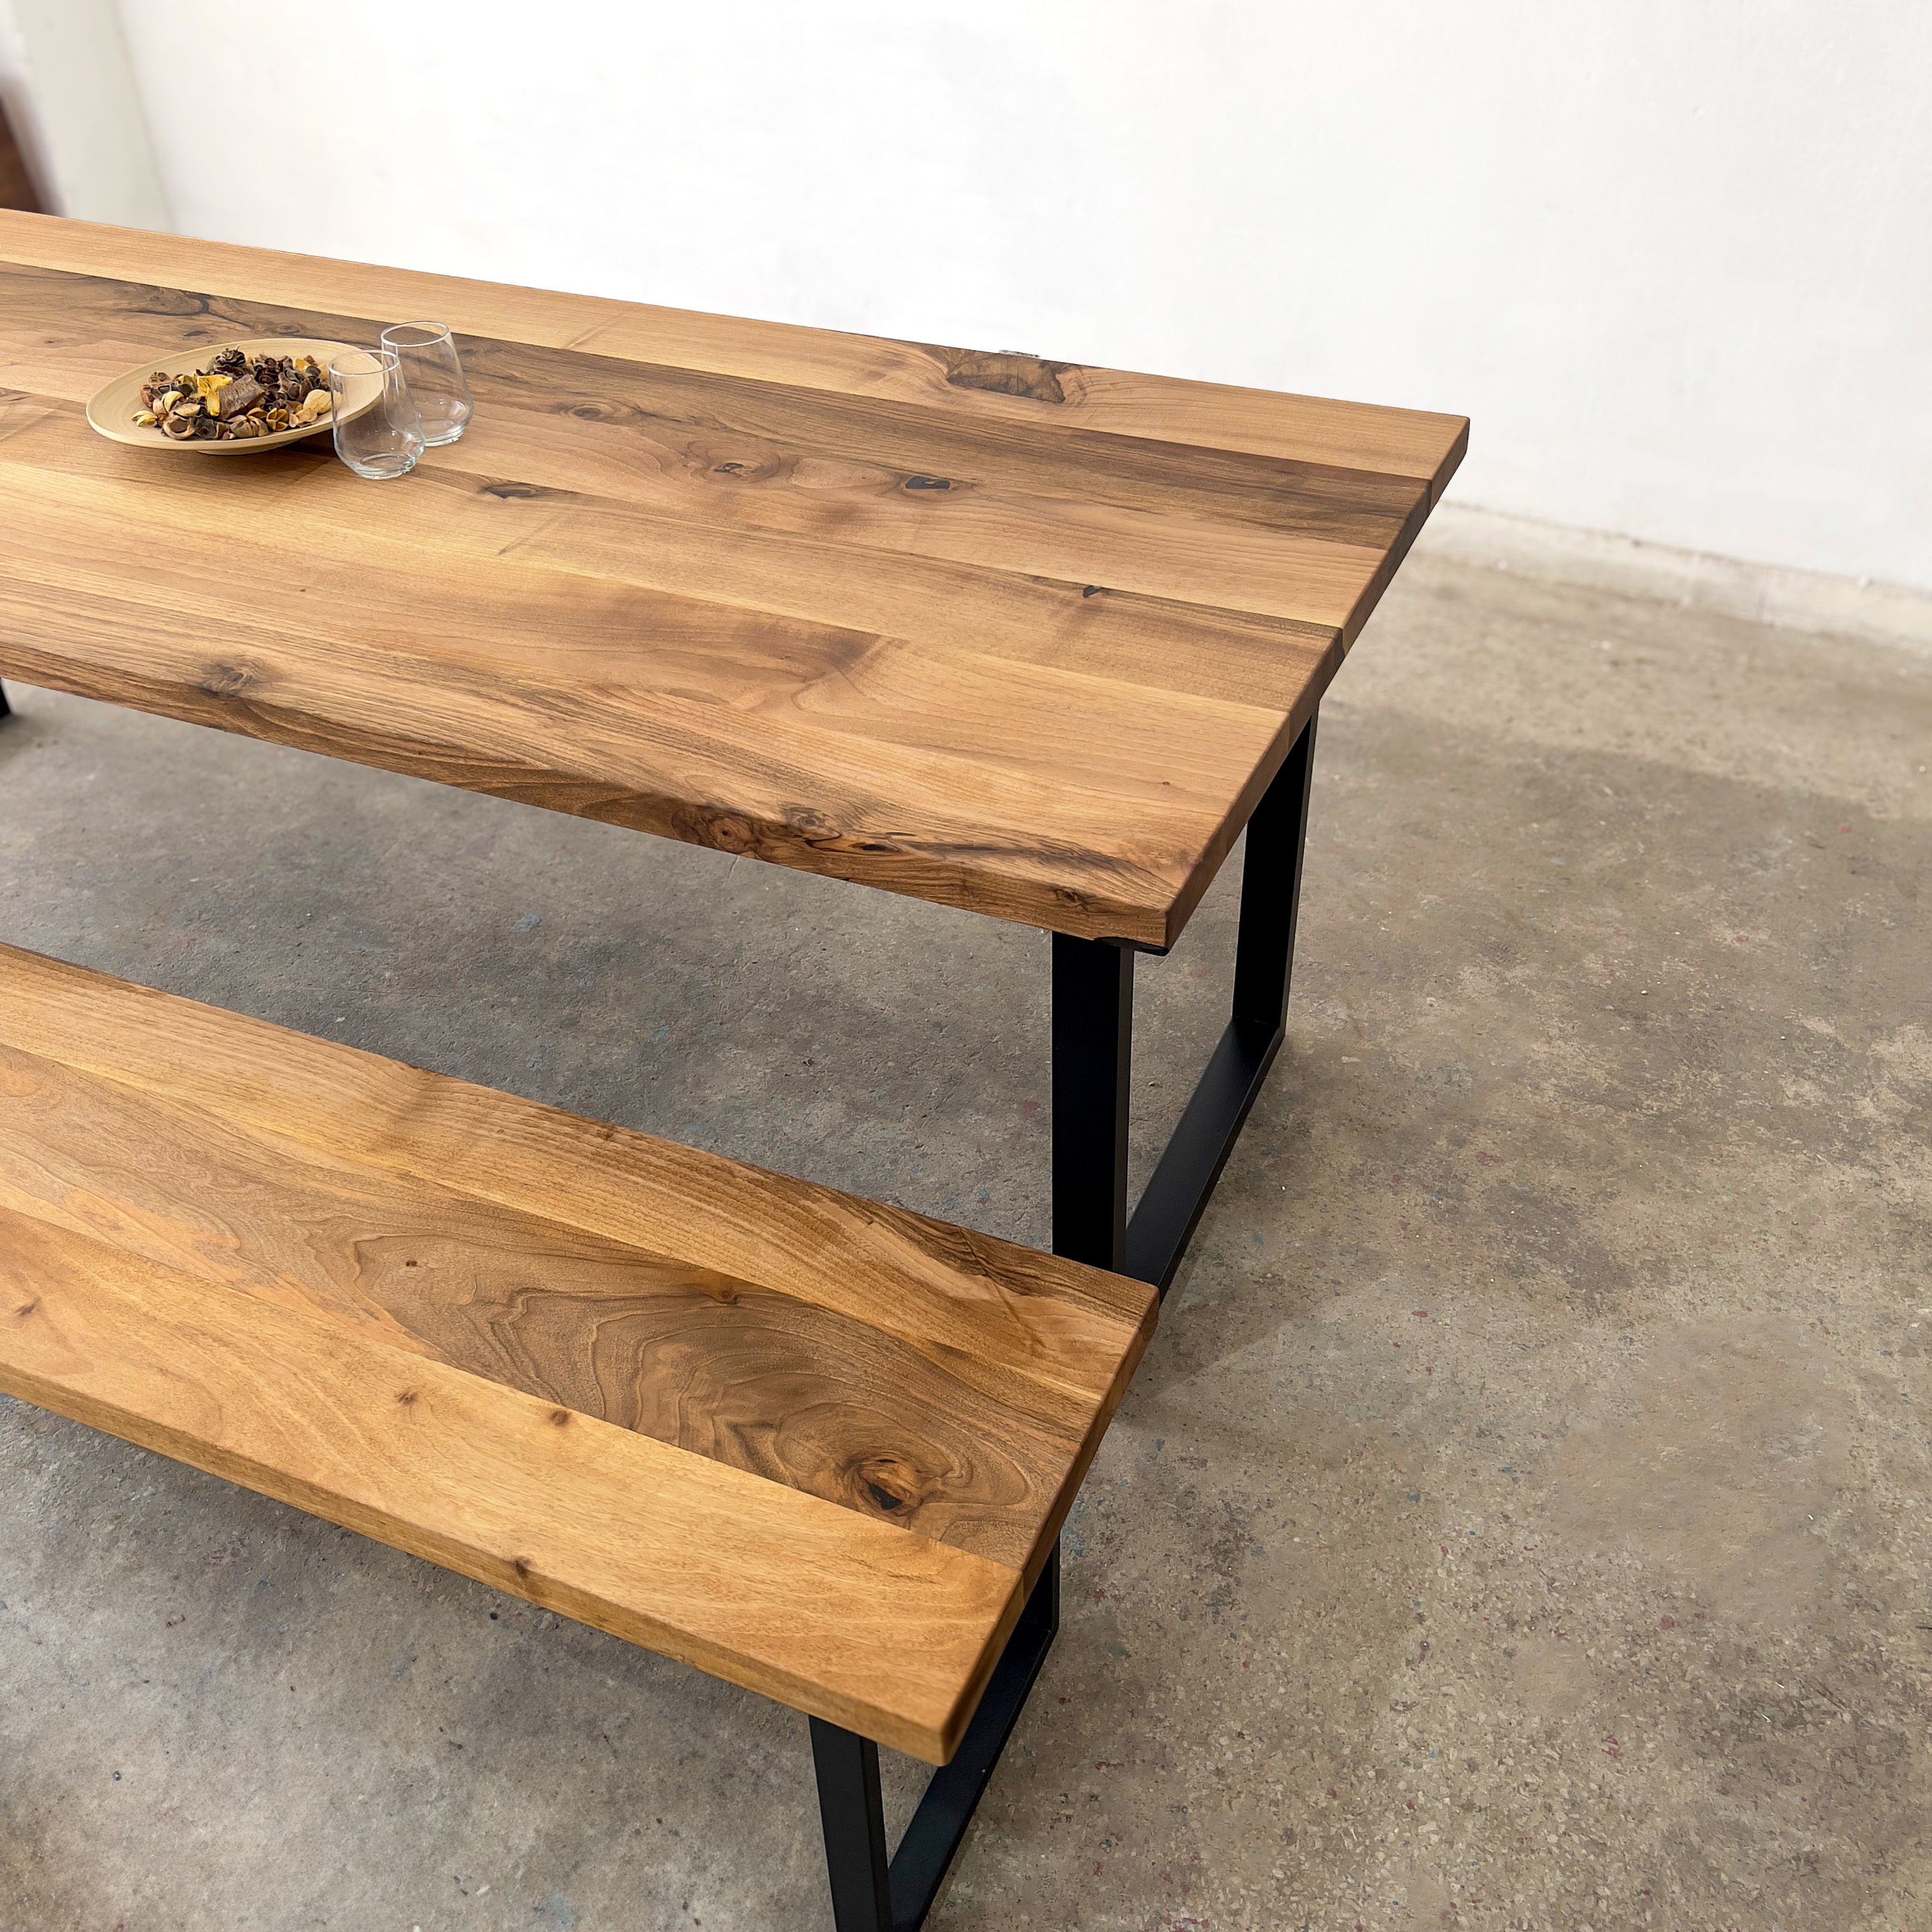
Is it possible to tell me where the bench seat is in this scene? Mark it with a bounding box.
[0,942,1156,1763]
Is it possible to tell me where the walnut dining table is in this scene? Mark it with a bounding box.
[0,210,1464,1286]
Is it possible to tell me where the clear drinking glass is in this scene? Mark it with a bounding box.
[330,347,424,479]
[380,320,473,445]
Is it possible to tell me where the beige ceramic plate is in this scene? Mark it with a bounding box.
[85,336,371,454]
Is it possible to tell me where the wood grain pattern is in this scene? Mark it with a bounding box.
[0,1208,1020,1760]
[0,943,1158,1757]
[0,213,1464,944]
[0,944,1154,1573]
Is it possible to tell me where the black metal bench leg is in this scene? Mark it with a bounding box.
[812,1724,892,1932]
[1053,711,1319,1293]
[811,1546,1061,1931]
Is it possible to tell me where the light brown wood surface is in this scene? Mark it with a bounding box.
[0,942,1157,1760]
[0,212,1464,944]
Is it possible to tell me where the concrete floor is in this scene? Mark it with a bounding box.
[1,550,1928,1932]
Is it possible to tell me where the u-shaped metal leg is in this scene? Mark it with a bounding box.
[811,1545,1061,1931]
[1052,711,1318,1292]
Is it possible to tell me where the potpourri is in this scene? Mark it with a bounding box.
[134,347,333,441]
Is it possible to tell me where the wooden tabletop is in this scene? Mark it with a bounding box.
[0,212,1464,946]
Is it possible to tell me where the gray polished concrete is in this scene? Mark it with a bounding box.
[3,550,1928,1931]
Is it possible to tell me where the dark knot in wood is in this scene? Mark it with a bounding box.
[198,663,251,700]
[939,348,1073,404]
[850,1452,938,1522]
[130,284,213,319]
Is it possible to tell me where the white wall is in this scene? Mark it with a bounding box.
[32,3,1932,592]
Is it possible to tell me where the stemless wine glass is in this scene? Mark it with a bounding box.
[330,347,424,480]
[379,320,473,445]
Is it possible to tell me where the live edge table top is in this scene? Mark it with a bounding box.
[0,212,1465,947]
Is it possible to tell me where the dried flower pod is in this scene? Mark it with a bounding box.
[297,390,332,422]
[210,346,246,374]
[160,412,199,440]
[214,376,264,419]
[134,410,159,427]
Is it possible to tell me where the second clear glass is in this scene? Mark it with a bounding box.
[330,347,424,480]
[380,320,473,446]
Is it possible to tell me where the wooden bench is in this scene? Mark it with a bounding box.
[0,942,1157,1929]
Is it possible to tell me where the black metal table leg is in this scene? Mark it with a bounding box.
[1052,931,1133,1271]
[811,1547,1061,1932]
[0,678,12,719]
[1230,713,1318,1039]
[1054,713,1318,1292]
